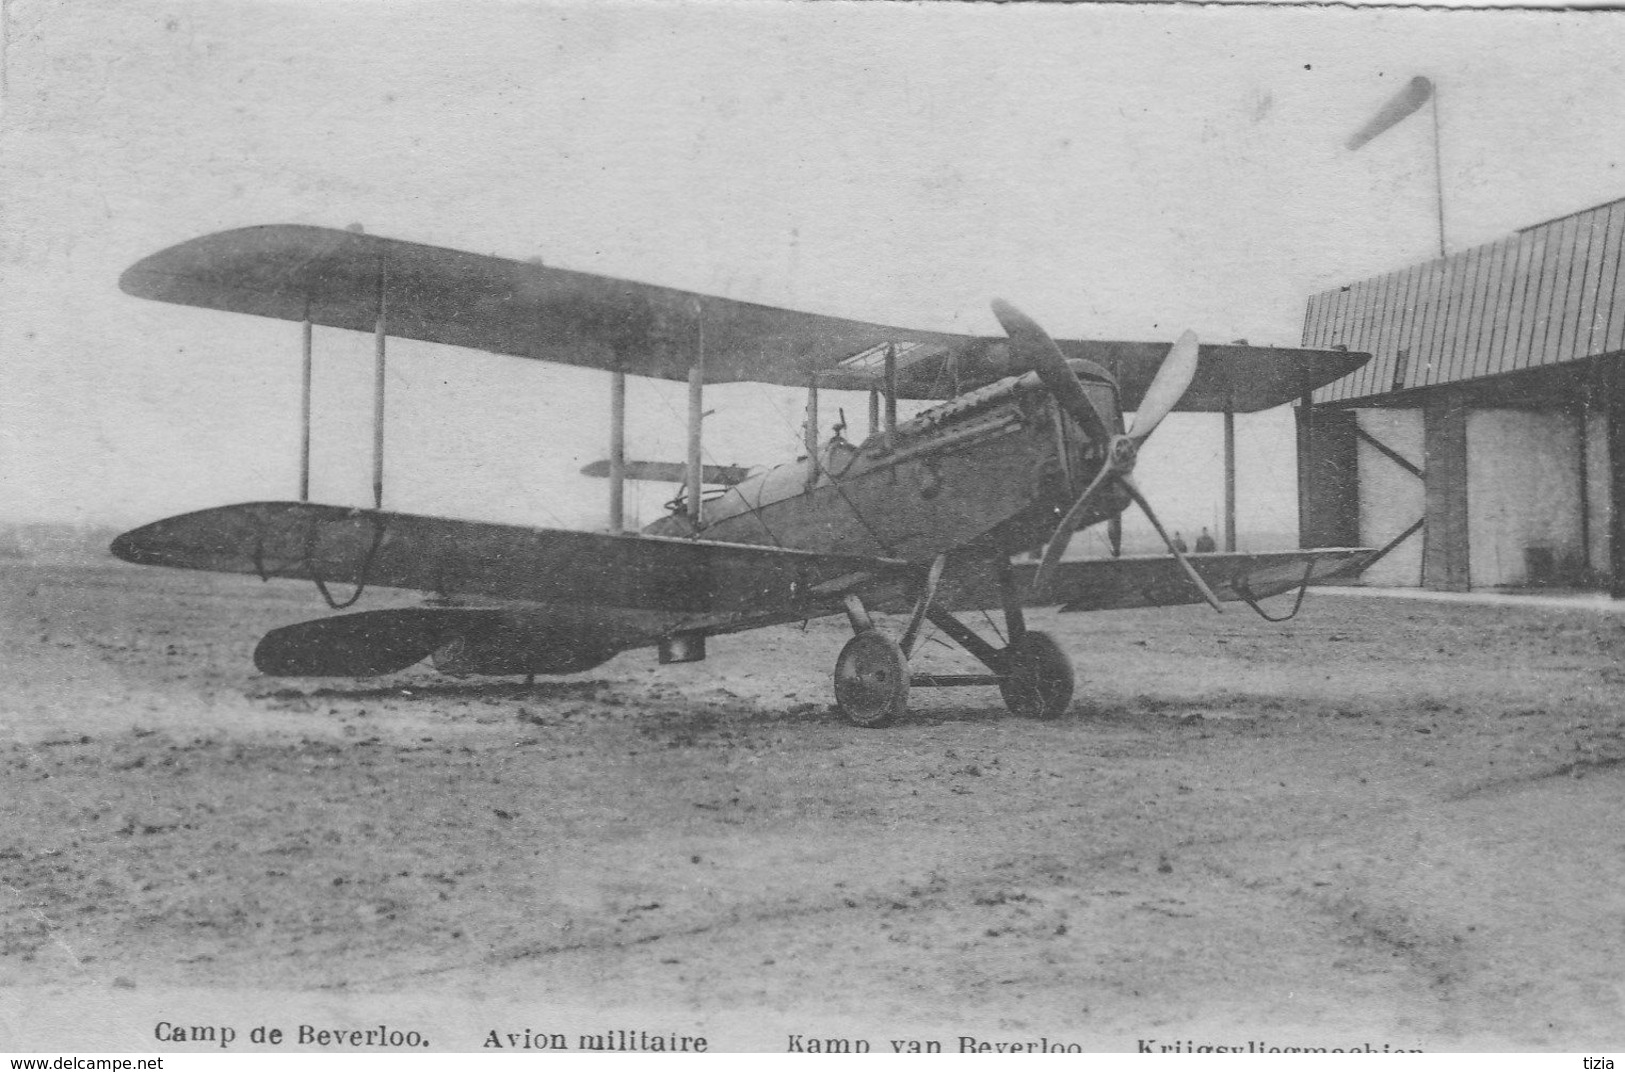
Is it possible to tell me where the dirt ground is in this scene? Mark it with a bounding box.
[3,558,1625,1052]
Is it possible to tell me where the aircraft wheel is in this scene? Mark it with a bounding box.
[999,630,1075,720]
[834,630,909,728]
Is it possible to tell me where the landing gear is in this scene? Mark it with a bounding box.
[831,557,1077,727]
[998,630,1074,720]
[834,630,909,728]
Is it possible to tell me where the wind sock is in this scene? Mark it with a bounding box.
[1346,76,1434,151]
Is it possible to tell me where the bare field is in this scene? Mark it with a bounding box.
[4,559,1625,1050]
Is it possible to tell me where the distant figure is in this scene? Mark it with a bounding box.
[1172,531,1188,554]
[1194,527,1216,554]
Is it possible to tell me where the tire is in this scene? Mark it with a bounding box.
[833,630,909,728]
[999,630,1075,720]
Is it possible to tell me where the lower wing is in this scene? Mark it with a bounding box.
[933,548,1372,614]
[113,501,906,675]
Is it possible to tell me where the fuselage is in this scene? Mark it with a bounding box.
[645,366,1128,564]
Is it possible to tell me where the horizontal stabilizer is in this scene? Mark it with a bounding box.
[254,607,501,677]
[580,459,753,485]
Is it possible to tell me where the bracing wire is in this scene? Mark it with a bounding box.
[646,378,787,547]
[977,606,1007,647]
[305,515,387,610]
[752,381,813,456]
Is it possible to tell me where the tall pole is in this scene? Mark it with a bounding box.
[371,260,387,510]
[1346,75,1443,260]
[1223,406,1237,552]
[609,368,626,533]
[299,305,312,502]
[1431,85,1446,258]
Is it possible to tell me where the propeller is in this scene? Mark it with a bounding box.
[1126,328,1198,444]
[991,300,1113,446]
[992,301,1221,613]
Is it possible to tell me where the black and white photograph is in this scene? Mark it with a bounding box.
[3,0,1624,1055]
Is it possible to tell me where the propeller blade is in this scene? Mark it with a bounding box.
[1118,475,1224,613]
[1033,460,1117,596]
[1127,330,1199,444]
[254,608,495,676]
[991,299,1113,446]
[1108,515,1123,558]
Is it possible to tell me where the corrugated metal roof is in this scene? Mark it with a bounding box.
[1306,196,1625,404]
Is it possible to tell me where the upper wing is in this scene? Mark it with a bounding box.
[121,225,1368,409]
[120,225,965,394]
[1052,341,1368,414]
[932,549,1372,614]
[111,501,905,636]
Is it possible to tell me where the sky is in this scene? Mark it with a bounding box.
[3,0,1623,546]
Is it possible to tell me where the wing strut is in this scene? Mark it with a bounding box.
[686,304,704,526]
[292,257,386,509]
[803,373,819,490]
[609,366,626,533]
[298,303,314,501]
[1223,404,1237,551]
[371,253,388,510]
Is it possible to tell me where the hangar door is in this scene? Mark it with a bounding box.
[1466,409,1588,588]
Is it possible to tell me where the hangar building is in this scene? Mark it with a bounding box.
[1297,195,1625,596]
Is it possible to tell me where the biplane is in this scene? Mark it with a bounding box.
[111,225,1371,726]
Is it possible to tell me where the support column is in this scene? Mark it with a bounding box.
[868,387,880,440]
[608,368,626,533]
[1583,360,1615,585]
[1297,405,1360,548]
[1423,393,1470,591]
[1578,385,1591,572]
[299,307,313,502]
[371,262,387,510]
[1605,359,1625,599]
[1223,406,1237,552]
